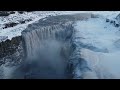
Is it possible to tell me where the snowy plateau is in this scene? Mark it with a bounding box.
[0,11,120,79]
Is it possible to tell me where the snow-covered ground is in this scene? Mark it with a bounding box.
[74,17,120,78]
[0,11,85,40]
[0,11,120,40]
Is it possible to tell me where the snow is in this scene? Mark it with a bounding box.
[0,11,88,40]
[0,11,120,40]
[75,18,120,52]
[74,17,120,78]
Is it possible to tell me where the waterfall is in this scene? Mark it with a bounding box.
[4,14,93,79]
[22,23,73,60]
[11,21,74,79]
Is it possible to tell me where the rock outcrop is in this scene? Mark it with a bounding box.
[0,36,23,66]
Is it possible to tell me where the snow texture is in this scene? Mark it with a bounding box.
[74,17,120,78]
[0,11,120,41]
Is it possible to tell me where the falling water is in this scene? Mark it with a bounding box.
[1,14,93,79]
[11,21,74,79]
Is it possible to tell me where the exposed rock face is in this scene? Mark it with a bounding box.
[0,36,22,58]
[0,36,23,66]
[0,11,32,16]
[0,11,15,16]
[0,36,23,79]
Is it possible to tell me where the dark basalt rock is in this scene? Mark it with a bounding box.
[106,19,110,22]
[110,20,114,23]
[115,23,119,27]
[3,22,19,29]
[0,11,15,16]
[0,36,23,67]
[0,36,22,59]
[19,19,32,24]
[18,11,33,14]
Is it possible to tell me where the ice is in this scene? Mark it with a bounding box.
[74,17,120,78]
[0,11,120,40]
